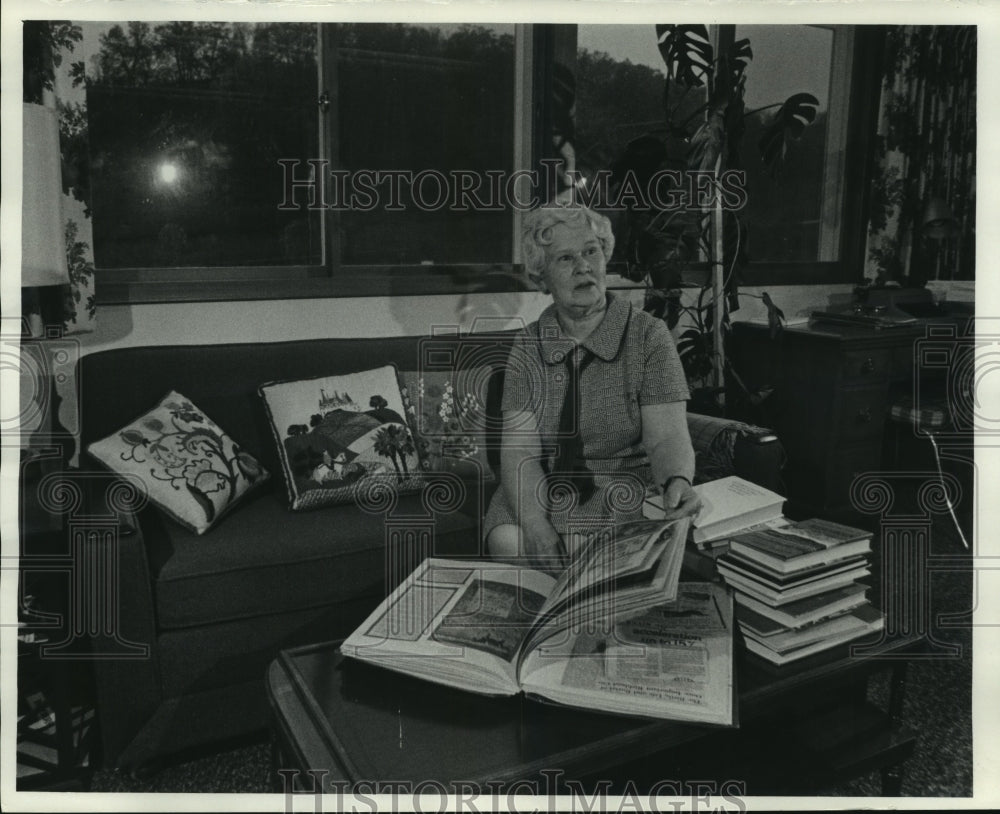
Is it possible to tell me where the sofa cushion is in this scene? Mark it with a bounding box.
[86,391,269,535]
[398,367,496,482]
[146,489,481,630]
[77,335,520,483]
[259,365,423,510]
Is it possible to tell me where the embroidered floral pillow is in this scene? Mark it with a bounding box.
[259,365,423,511]
[398,369,495,482]
[86,392,269,535]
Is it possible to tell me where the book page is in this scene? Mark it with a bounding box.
[519,518,688,659]
[590,586,727,697]
[543,518,685,615]
[430,573,548,661]
[341,558,555,694]
[519,583,735,725]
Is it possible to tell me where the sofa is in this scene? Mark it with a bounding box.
[72,331,786,773]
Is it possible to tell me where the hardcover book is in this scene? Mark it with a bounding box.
[643,475,786,546]
[716,554,869,606]
[719,549,870,588]
[734,583,870,630]
[742,604,885,666]
[739,601,882,653]
[341,518,737,726]
[728,518,872,575]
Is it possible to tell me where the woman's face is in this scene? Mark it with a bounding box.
[541,221,607,316]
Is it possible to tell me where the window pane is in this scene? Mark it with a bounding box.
[574,25,674,173]
[735,25,836,262]
[333,23,514,265]
[573,24,710,271]
[86,22,321,269]
[574,24,843,267]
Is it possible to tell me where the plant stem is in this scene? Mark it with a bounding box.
[743,102,783,119]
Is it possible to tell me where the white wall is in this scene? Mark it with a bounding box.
[75,283,862,354]
[77,290,552,353]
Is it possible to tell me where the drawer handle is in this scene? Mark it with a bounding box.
[857,407,872,423]
[862,357,875,374]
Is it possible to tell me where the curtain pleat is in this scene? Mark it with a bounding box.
[864,26,976,284]
[53,24,96,334]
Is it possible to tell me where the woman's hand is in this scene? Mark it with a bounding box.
[522,521,568,575]
[662,478,702,521]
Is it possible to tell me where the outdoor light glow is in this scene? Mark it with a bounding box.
[158,162,180,184]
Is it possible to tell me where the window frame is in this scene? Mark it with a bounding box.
[94,23,883,304]
[98,22,537,305]
[568,23,883,290]
[729,24,884,286]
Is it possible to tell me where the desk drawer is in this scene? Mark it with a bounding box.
[842,349,890,385]
[837,387,887,441]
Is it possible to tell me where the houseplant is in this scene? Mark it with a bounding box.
[606,25,818,413]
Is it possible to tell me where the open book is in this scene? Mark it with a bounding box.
[643,475,786,546]
[341,518,736,726]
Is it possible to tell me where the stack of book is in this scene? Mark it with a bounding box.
[715,517,885,666]
[643,475,787,578]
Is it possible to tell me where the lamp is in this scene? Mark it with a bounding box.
[922,196,960,240]
[914,196,960,284]
[22,102,69,336]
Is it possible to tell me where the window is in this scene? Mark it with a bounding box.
[82,22,878,302]
[327,24,516,267]
[86,22,322,271]
[570,23,880,285]
[733,24,848,264]
[85,22,533,303]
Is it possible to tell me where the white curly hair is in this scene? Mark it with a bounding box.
[521,203,615,291]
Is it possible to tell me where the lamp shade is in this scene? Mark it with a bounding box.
[922,197,960,240]
[22,102,69,287]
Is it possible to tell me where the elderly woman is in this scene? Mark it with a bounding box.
[484,203,701,573]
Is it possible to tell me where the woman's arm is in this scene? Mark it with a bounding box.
[641,401,702,520]
[499,409,566,570]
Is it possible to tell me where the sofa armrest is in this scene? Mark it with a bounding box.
[66,468,164,768]
[686,412,786,494]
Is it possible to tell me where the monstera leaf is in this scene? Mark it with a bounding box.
[758,93,820,174]
[644,288,683,330]
[676,327,716,382]
[728,38,753,81]
[656,24,713,87]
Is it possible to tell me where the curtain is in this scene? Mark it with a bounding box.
[864,26,976,284]
[22,21,96,336]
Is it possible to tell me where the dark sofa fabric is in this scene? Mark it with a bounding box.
[145,488,478,630]
[76,331,783,772]
[77,333,507,771]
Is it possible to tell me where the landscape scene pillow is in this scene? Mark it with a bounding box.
[398,368,495,481]
[86,391,269,535]
[260,365,422,510]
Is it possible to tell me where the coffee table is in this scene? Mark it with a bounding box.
[267,633,919,798]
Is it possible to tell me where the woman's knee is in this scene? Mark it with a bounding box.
[486,524,521,560]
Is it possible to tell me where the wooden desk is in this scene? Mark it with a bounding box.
[729,320,926,516]
[267,635,918,798]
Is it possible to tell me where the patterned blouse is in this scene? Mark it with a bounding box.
[483,293,690,540]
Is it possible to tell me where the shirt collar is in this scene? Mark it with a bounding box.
[537,293,631,365]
